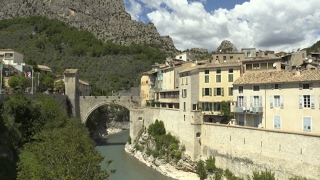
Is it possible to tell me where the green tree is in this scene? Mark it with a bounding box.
[18,76,29,90]
[8,76,19,89]
[43,75,54,89]
[196,160,207,180]
[220,101,234,121]
[17,119,113,180]
[54,80,65,93]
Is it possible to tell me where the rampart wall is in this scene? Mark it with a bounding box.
[130,108,320,179]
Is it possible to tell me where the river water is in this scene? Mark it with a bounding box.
[95,130,174,180]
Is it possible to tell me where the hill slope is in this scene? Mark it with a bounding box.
[0,16,166,94]
[0,0,177,54]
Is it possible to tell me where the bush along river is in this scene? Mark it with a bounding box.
[95,130,174,180]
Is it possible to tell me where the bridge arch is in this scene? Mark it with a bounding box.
[79,96,141,123]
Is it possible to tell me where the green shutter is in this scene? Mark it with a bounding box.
[202,88,204,96]
[213,88,216,96]
[221,88,224,96]
[209,88,212,96]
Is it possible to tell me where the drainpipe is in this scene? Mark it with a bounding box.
[265,85,267,128]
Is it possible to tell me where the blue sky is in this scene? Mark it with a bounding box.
[124,0,320,52]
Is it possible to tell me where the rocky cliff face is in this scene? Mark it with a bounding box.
[0,0,177,54]
[216,40,238,52]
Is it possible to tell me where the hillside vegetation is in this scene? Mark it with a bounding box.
[306,40,320,53]
[0,16,166,94]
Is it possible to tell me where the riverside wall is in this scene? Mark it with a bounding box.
[130,108,320,179]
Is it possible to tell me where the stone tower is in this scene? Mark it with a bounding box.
[63,69,80,118]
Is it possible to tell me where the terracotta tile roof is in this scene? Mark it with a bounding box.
[234,70,320,85]
[199,62,242,68]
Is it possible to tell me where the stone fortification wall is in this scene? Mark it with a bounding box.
[136,108,202,160]
[130,108,320,179]
[201,123,320,180]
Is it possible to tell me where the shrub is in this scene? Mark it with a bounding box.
[205,156,216,173]
[248,169,275,180]
[288,177,307,180]
[148,120,166,137]
[196,160,207,180]
[181,145,186,151]
[169,143,178,151]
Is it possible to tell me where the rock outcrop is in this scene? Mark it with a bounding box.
[216,40,238,52]
[0,0,177,54]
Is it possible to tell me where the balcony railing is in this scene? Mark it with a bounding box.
[235,106,263,113]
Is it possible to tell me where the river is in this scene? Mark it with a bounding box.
[95,130,175,180]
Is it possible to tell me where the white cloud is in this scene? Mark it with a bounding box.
[124,0,143,21]
[125,0,320,52]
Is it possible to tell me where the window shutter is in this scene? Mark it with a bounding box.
[259,96,262,107]
[303,117,311,132]
[299,83,302,90]
[209,88,212,96]
[309,83,313,90]
[185,89,187,98]
[271,84,274,90]
[279,84,281,90]
[311,95,315,109]
[221,88,224,96]
[274,115,281,129]
[202,88,204,96]
[250,96,253,107]
[244,96,247,107]
[299,95,303,109]
[181,90,183,97]
[270,96,274,109]
[280,95,284,109]
[213,88,216,96]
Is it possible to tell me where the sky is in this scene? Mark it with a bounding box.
[123,0,320,53]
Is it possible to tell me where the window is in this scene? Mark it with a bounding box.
[214,88,224,96]
[274,95,280,107]
[303,117,311,132]
[237,96,246,107]
[223,56,226,60]
[192,104,197,110]
[202,88,212,96]
[246,64,252,70]
[230,56,233,60]
[202,102,212,111]
[216,69,221,83]
[303,95,310,108]
[238,86,243,94]
[182,89,187,98]
[205,70,209,83]
[183,102,186,111]
[164,77,166,82]
[253,96,260,107]
[175,78,179,83]
[274,115,281,129]
[213,102,221,111]
[253,86,260,91]
[228,87,233,96]
[303,84,309,89]
[238,114,244,126]
[274,84,280,89]
[228,74,233,82]
[228,69,233,73]
[253,63,260,69]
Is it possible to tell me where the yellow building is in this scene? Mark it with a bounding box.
[198,62,241,123]
[232,70,320,134]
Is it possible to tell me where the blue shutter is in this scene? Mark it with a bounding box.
[311,95,315,109]
[274,115,281,129]
[259,96,262,107]
[303,117,311,132]
[280,95,284,109]
[244,96,247,108]
[270,96,274,109]
[299,95,303,109]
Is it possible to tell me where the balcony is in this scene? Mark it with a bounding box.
[234,106,263,113]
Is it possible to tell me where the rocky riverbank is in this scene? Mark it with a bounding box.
[124,130,199,180]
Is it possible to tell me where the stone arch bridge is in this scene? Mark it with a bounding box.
[79,95,141,123]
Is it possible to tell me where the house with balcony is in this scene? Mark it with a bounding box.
[232,70,320,133]
[0,49,24,65]
[197,61,241,123]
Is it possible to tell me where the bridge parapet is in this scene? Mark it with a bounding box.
[79,95,141,123]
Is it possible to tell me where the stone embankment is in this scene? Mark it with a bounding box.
[125,132,198,180]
